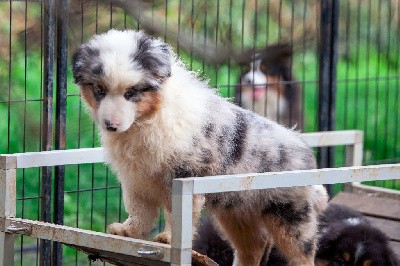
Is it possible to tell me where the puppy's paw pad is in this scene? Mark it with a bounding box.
[154,232,171,244]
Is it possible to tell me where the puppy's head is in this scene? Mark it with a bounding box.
[239,58,268,101]
[317,221,398,266]
[71,30,172,133]
[236,55,286,112]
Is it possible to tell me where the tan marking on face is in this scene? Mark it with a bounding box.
[136,91,162,121]
[343,251,351,262]
[266,75,285,96]
[80,85,98,110]
[363,259,372,266]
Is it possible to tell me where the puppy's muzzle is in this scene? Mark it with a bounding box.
[105,120,119,132]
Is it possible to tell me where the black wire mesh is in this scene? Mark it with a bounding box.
[1,0,399,265]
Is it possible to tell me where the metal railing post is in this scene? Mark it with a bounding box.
[318,0,340,197]
[171,179,193,266]
[0,155,17,265]
[41,0,56,264]
[345,131,364,167]
[344,131,364,191]
[54,0,68,264]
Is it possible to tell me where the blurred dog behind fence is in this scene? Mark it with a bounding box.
[235,44,303,129]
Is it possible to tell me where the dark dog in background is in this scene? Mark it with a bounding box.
[194,204,399,266]
[316,203,399,266]
[235,44,302,129]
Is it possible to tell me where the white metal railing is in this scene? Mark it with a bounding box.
[2,130,398,265]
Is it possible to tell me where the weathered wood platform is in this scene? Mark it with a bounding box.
[69,244,217,266]
[331,191,400,258]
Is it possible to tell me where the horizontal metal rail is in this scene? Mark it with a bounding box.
[301,130,363,147]
[0,130,362,169]
[0,217,170,262]
[170,163,400,265]
[174,164,400,196]
[0,147,104,169]
[0,130,365,265]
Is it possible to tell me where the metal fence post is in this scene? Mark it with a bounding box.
[345,131,364,167]
[41,0,56,265]
[0,156,17,265]
[54,0,68,265]
[318,0,339,197]
[171,179,193,266]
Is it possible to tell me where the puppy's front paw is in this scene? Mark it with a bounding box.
[108,222,136,237]
[153,231,171,244]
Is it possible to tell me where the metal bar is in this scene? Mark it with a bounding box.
[0,159,17,265]
[183,164,400,195]
[171,180,193,266]
[301,130,363,148]
[170,163,398,265]
[318,0,335,141]
[53,0,68,264]
[41,0,56,264]
[1,130,361,170]
[318,0,339,196]
[4,218,171,262]
[344,132,364,191]
[345,139,364,167]
[3,148,104,169]
[330,0,339,131]
[0,231,14,266]
[0,169,16,219]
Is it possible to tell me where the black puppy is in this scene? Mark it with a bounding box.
[317,203,399,266]
[194,204,399,266]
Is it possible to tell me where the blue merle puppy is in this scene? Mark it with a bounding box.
[71,29,328,266]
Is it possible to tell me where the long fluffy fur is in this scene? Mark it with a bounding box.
[71,29,328,266]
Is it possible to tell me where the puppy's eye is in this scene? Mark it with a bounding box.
[333,257,345,265]
[93,84,107,99]
[140,86,156,93]
[124,87,137,100]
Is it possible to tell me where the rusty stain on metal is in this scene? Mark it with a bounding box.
[7,223,32,235]
[240,176,254,190]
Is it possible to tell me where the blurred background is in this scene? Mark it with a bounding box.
[0,0,399,264]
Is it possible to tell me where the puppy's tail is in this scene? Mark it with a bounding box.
[311,185,329,215]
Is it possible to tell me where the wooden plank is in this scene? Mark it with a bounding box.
[68,244,169,266]
[366,217,400,242]
[390,241,400,259]
[5,218,171,262]
[331,192,400,221]
[65,245,217,266]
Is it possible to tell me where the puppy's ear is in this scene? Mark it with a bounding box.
[132,32,172,80]
[383,247,399,266]
[71,44,103,84]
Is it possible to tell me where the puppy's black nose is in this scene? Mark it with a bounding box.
[105,120,118,132]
